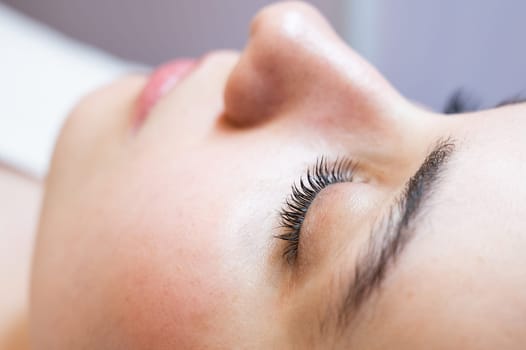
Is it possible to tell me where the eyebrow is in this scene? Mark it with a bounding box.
[334,137,456,330]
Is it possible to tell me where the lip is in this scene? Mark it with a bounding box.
[136,58,200,126]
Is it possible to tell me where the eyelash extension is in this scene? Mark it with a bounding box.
[276,157,357,264]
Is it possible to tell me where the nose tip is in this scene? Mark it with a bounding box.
[224,2,336,127]
[249,1,330,40]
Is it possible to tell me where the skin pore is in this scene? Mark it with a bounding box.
[9,1,523,349]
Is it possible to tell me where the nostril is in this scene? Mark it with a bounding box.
[223,57,283,127]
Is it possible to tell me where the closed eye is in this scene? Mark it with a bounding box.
[276,157,358,264]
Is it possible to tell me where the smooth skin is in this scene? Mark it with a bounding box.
[23,2,526,349]
[0,165,39,350]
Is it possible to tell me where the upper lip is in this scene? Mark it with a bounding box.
[135,58,200,127]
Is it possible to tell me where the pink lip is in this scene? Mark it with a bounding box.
[136,58,199,126]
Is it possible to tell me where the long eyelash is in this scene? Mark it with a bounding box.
[276,157,357,264]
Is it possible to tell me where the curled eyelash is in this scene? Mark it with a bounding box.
[276,157,357,264]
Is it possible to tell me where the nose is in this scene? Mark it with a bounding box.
[224,1,409,130]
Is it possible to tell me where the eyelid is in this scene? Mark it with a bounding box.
[276,157,358,265]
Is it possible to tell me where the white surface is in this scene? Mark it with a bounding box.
[0,3,142,178]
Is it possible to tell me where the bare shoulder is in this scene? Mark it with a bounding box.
[0,164,43,350]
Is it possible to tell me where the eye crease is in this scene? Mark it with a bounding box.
[276,157,358,264]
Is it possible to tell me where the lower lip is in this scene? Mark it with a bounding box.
[136,58,199,125]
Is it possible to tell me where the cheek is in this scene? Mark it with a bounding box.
[34,162,237,348]
[104,230,232,348]
[95,177,238,347]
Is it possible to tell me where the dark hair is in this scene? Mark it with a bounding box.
[443,90,526,114]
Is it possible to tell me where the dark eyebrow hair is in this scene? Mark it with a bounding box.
[335,137,456,330]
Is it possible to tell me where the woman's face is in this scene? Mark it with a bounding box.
[31,2,526,349]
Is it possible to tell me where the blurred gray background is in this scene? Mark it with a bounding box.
[3,0,526,110]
